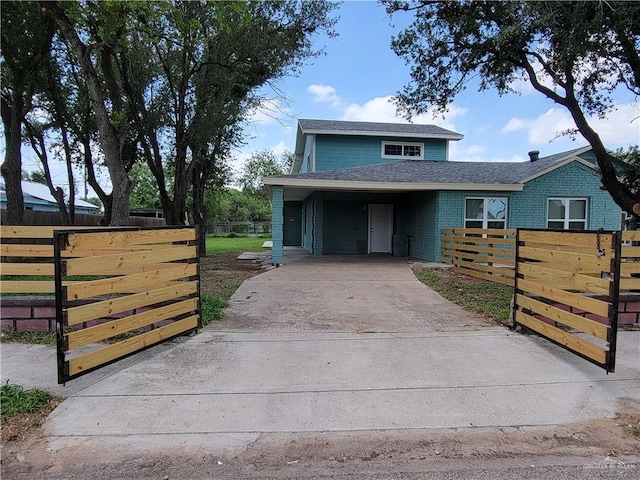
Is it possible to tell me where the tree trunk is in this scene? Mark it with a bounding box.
[0,90,25,225]
[566,97,639,217]
[42,1,131,226]
[192,161,208,257]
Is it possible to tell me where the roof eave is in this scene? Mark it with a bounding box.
[263,177,523,192]
[298,127,464,141]
[519,157,598,184]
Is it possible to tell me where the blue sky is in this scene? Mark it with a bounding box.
[15,0,640,193]
[235,0,639,175]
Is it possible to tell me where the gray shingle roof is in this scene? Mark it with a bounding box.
[298,119,463,139]
[272,147,595,185]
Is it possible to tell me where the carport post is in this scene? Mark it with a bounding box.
[271,185,284,265]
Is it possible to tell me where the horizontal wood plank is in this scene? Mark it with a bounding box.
[66,281,199,326]
[620,262,640,274]
[66,315,199,376]
[519,231,614,249]
[65,228,196,248]
[517,246,613,273]
[65,264,197,300]
[518,263,611,295]
[1,263,54,276]
[1,244,54,257]
[515,278,610,317]
[0,281,55,294]
[622,246,640,257]
[454,259,515,276]
[67,298,198,349]
[515,310,606,364]
[452,267,515,286]
[65,246,197,276]
[622,231,640,242]
[0,226,57,239]
[454,228,516,236]
[0,280,88,294]
[515,294,608,340]
[620,278,640,291]
[60,245,173,258]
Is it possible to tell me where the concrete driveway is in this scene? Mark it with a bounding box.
[216,255,495,332]
[2,253,639,468]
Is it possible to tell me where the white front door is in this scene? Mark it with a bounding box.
[369,204,393,253]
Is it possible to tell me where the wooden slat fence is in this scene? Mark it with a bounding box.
[621,230,640,293]
[513,229,619,372]
[443,228,516,286]
[0,225,128,295]
[54,227,201,383]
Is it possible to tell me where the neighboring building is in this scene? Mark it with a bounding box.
[263,119,622,264]
[0,179,100,215]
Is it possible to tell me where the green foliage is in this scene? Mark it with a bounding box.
[206,236,269,255]
[237,150,294,197]
[386,1,640,117]
[414,269,513,324]
[200,293,228,325]
[385,0,640,213]
[0,382,54,424]
[129,163,161,209]
[0,330,57,346]
[616,146,640,198]
[21,170,47,184]
[207,187,272,224]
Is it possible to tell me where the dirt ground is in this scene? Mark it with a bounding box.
[198,252,265,294]
[2,415,639,479]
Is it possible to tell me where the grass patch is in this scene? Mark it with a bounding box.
[200,293,229,325]
[206,235,270,255]
[0,329,56,346]
[1,382,61,442]
[0,383,54,422]
[414,268,513,324]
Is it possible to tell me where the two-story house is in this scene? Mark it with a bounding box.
[263,119,621,264]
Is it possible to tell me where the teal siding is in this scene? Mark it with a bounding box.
[578,150,597,165]
[405,192,438,260]
[302,197,314,253]
[283,202,302,246]
[300,136,313,173]
[430,162,621,261]
[323,200,368,254]
[315,135,448,171]
[510,162,620,230]
[313,193,324,255]
[271,186,284,264]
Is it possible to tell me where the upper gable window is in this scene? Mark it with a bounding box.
[381,141,424,160]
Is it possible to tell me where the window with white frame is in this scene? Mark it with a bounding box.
[547,198,587,230]
[381,141,424,160]
[464,197,507,229]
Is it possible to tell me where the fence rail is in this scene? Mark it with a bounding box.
[441,228,639,294]
[1,209,166,227]
[54,227,201,383]
[441,228,516,286]
[513,229,619,372]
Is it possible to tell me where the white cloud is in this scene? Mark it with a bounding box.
[341,95,468,132]
[501,104,640,147]
[449,142,525,163]
[307,84,341,107]
[271,140,289,155]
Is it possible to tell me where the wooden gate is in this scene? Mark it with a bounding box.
[54,227,201,383]
[513,229,620,372]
